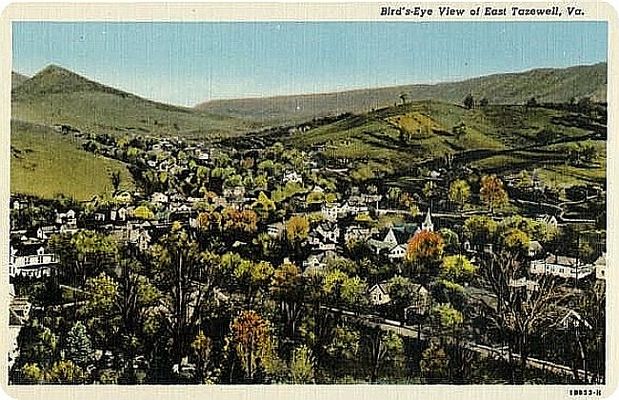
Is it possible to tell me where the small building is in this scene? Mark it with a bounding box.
[151,192,169,204]
[404,284,431,319]
[530,254,593,280]
[36,226,59,240]
[388,244,408,261]
[595,252,606,280]
[368,282,391,305]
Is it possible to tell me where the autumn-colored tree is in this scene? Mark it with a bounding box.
[195,210,222,233]
[480,174,509,214]
[285,215,309,244]
[231,310,274,381]
[222,207,258,235]
[406,230,444,278]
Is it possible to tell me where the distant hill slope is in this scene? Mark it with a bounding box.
[196,63,606,126]
[11,72,29,90]
[245,100,605,189]
[12,65,255,139]
[11,120,135,200]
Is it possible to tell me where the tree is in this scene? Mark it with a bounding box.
[341,275,368,313]
[526,97,539,107]
[64,321,93,367]
[420,340,449,383]
[387,187,402,207]
[285,215,309,245]
[271,262,304,338]
[439,228,460,254]
[110,170,122,194]
[362,328,404,382]
[429,303,474,383]
[150,222,206,369]
[463,94,475,109]
[440,255,477,283]
[231,310,274,381]
[480,174,509,214]
[480,249,566,383]
[289,345,315,383]
[399,92,409,105]
[479,97,489,107]
[82,268,161,352]
[232,258,274,307]
[49,230,118,285]
[406,230,445,278]
[448,179,471,211]
[387,275,415,318]
[20,363,44,384]
[452,122,467,140]
[133,205,155,220]
[464,215,498,246]
[252,191,276,219]
[46,360,85,384]
[501,228,530,255]
[191,330,212,383]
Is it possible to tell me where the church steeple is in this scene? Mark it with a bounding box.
[422,208,434,232]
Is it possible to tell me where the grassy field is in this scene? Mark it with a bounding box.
[11,120,135,200]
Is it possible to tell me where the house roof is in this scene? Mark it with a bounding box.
[544,254,578,266]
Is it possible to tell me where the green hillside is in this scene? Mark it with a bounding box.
[11,120,135,200]
[274,100,605,188]
[196,63,606,126]
[11,72,29,89]
[12,65,255,139]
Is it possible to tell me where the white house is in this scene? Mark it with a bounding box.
[151,192,169,204]
[595,252,606,280]
[388,244,408,261]
[368,282,391,305]
[530,254,593,280]
[36,226,59,240]
[309,222,340,251]
[9,245,59,278]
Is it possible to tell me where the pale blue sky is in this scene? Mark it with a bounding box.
[13,22,607,107]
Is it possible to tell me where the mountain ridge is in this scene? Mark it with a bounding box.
[196,62,607,125]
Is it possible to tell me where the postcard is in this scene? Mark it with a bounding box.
[0,2,615,399]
